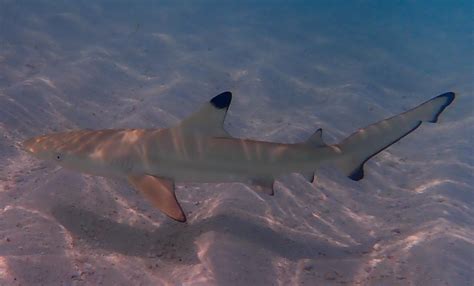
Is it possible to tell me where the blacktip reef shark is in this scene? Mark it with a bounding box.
[23,91,455,222]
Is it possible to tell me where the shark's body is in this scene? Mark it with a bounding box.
[24,91,455,222]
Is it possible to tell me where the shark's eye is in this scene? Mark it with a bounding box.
[55,153,63,161]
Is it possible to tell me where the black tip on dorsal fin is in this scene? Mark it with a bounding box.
[210,91,232,109]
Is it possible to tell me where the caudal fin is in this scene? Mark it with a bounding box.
[336,92,455,181]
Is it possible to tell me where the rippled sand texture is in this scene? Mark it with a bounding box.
[0,1,473,285]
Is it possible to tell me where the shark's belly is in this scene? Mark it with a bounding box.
[149,162,253,183]
[69,158,132,179]
[144,152,310,183]
[140,136,325,182]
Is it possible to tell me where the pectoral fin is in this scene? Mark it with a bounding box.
[128,175,186,222]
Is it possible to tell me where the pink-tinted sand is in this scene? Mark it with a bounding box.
[0,1,472,285]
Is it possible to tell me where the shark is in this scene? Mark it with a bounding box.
[23,91,455,222]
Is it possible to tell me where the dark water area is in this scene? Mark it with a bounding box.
[0,1,473,285]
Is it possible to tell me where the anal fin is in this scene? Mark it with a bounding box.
[251,177,275,196]
[128,175,186,222]
[300,172,315,183]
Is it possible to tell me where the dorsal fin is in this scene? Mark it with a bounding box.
[173,91,232,137]
[306,128,326,147]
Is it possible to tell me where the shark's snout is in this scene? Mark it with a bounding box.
[22,136,41,154]
[22,138,34,153]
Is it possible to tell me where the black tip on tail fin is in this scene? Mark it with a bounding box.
[210,91,232,109]
[348,166,364,181]
[429,92,455,123]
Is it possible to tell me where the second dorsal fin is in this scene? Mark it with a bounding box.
[306,128,326,147]
[173,91,233,137]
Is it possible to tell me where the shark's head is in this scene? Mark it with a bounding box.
[23,133,74,165]
[22,130,135,177]
[22,130,101,172]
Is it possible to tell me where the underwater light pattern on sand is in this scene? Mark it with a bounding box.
[0,1,473,285]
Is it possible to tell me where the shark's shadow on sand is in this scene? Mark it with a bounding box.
[51,204,376,265]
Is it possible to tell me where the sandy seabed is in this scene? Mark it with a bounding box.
[0,1,473,285]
